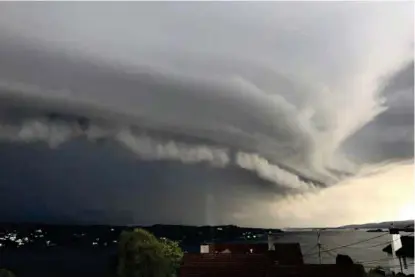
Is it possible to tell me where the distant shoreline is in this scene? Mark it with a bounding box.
[0,219,412,230]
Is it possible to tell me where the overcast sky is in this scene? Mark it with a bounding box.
[0,2,413,227]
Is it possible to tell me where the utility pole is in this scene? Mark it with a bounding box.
[206,193,215,246]
[398,257,403,273]
[317,230,322,264]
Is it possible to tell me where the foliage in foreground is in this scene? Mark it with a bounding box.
[0,269,16,277]
[117,228,183,277]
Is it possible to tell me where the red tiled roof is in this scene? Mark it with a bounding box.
[266,264,366,277]
[180,251,366,277]
[180,266,267,277]
[182,253,271,272]
[203,243,304,265]
[180,264,366,277]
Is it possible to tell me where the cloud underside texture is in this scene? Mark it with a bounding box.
[0,2,413,225]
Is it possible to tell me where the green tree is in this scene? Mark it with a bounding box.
[0,269,16,277]
[159,238,184,275]
[117,228,183,277]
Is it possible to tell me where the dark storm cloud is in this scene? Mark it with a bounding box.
[0,141,285,226]
[0,2,413,226]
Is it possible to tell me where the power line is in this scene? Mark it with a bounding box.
[325,231,413,251]
[358,256,401,265]
[302,228,414,274]
[309,245,407,268]
[320,245,337,259]
[304,233,389,257]
[302,244,318,256]
[317,230,322,264]
[357,253,414,266]
[308,244,413,273]
[354,232,413,250]
[365,263,415,269]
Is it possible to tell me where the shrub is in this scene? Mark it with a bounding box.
[117,228,183,277]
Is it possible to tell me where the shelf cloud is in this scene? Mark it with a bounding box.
[0,2,413,226]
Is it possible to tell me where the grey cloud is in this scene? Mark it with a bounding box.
[381,61,414,98]
[343,60,414,163]
[0,40,331,185]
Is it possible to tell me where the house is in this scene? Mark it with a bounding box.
[179,243,366,277]
[199,243,303,265]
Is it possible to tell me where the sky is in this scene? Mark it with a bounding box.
[0,2,413,228]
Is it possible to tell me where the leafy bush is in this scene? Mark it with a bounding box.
[117,228,183,277]
[159,237,184,274]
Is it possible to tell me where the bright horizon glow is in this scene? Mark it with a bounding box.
[251,162,415,228]
[397,202,415,221]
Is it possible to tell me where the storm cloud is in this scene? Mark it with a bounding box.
[0,2,413,227]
